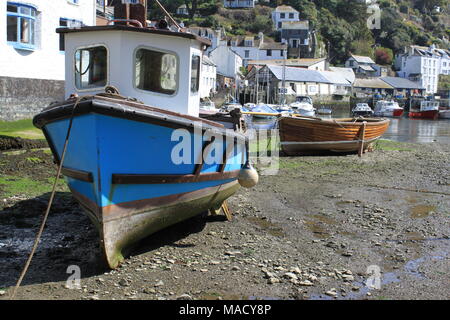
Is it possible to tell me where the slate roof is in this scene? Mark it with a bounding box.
[350,54,375,64]
[380,77,424,89]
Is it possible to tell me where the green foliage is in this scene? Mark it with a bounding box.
[438,75,450,90]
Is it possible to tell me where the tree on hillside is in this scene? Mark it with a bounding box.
[374,47,394,65]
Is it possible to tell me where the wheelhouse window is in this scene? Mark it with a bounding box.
[6,2,37,50]
[74,46,107,90]
[191,55,200,93]
[135,48,178,95]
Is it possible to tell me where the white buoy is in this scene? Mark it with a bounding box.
[238,163,259,188]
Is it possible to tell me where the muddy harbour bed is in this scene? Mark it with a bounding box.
[0,138,449,300]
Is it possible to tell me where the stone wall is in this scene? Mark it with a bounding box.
[0,76,64,121]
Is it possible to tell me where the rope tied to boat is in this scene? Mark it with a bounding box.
[10,96,84,300]
[96,86,144,104]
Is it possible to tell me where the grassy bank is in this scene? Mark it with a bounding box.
[0,119,44,140]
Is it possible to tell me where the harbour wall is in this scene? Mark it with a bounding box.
[0,76,64,121]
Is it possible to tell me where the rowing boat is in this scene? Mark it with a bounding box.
[279,116,390,155]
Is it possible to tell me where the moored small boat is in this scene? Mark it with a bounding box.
[290,96,315,117]
[251,104,279,119]
[352,103,374,117]
[439,109,450,119]
[374,100,404,117]
[279,116,390,155]
[409,101,439,120]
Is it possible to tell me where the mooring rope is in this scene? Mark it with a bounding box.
[10,96,83,300]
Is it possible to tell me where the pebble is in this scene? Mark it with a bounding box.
[154,280,164,287]
[298,280,314,286]
[325,289,338,297]
[284,272,298,281]
[268,277,280,284]
[118,279,130,287]
[177,294,193,300]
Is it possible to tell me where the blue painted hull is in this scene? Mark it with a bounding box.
[34,96,249,268]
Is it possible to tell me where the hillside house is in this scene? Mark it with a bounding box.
[395,44,450,94]
[271,5,299,30]
[223,0,255,8]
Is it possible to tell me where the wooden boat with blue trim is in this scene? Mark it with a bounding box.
[32,4,257,269]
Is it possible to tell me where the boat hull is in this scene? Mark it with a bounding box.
[33,96,249,268]
[352,111,374,117]
[374,109,403,117]
[439,110,450,119]
[409,109,439,120]
[279,117,390,154]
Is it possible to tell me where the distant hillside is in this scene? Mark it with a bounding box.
[149,0,450,65]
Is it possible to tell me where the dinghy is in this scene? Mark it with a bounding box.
[32,3,257,269]
[279,116,390,155]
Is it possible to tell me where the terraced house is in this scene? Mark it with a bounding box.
[223,0,255,8]
[0,0,96,120]
[395,44,450,94]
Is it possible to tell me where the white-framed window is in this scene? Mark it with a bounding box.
[135,48,178,95]
[75,46,108,90]
[191,55,200,93]
[6,2,37,50]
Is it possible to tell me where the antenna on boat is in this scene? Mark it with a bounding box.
[153,0,182,31]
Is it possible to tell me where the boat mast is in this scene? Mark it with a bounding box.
[281,42,286,106]
[153,0,181,30]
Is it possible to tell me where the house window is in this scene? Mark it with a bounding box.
[59,18,82,51]
[6,2,37,50]
[289,13,294,19]
[191,55,201,93]
[280,13,285,19]
[280,50,284,57]
[75,46,108,90]
[245,50,250,58]
[278,22,282,28]
[266,49,272,56]
[135,48,178,95]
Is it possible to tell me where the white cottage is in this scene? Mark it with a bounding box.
[0,0,96,120]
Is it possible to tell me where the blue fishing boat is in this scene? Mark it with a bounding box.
[251,104,279,119]
[32,3,257,269]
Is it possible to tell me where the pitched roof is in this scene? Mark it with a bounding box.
[319,71,351,86]
[350,54,375,64]
[274,5,299,13]
[267,65,331,83]
[354,78,393,89]
[248,58,325,68]
[202,55,216,67]
[380,77,424,89]
[329,67,356,83]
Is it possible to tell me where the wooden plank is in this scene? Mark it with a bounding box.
[112,170,240,185]
[358,121,367,157]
